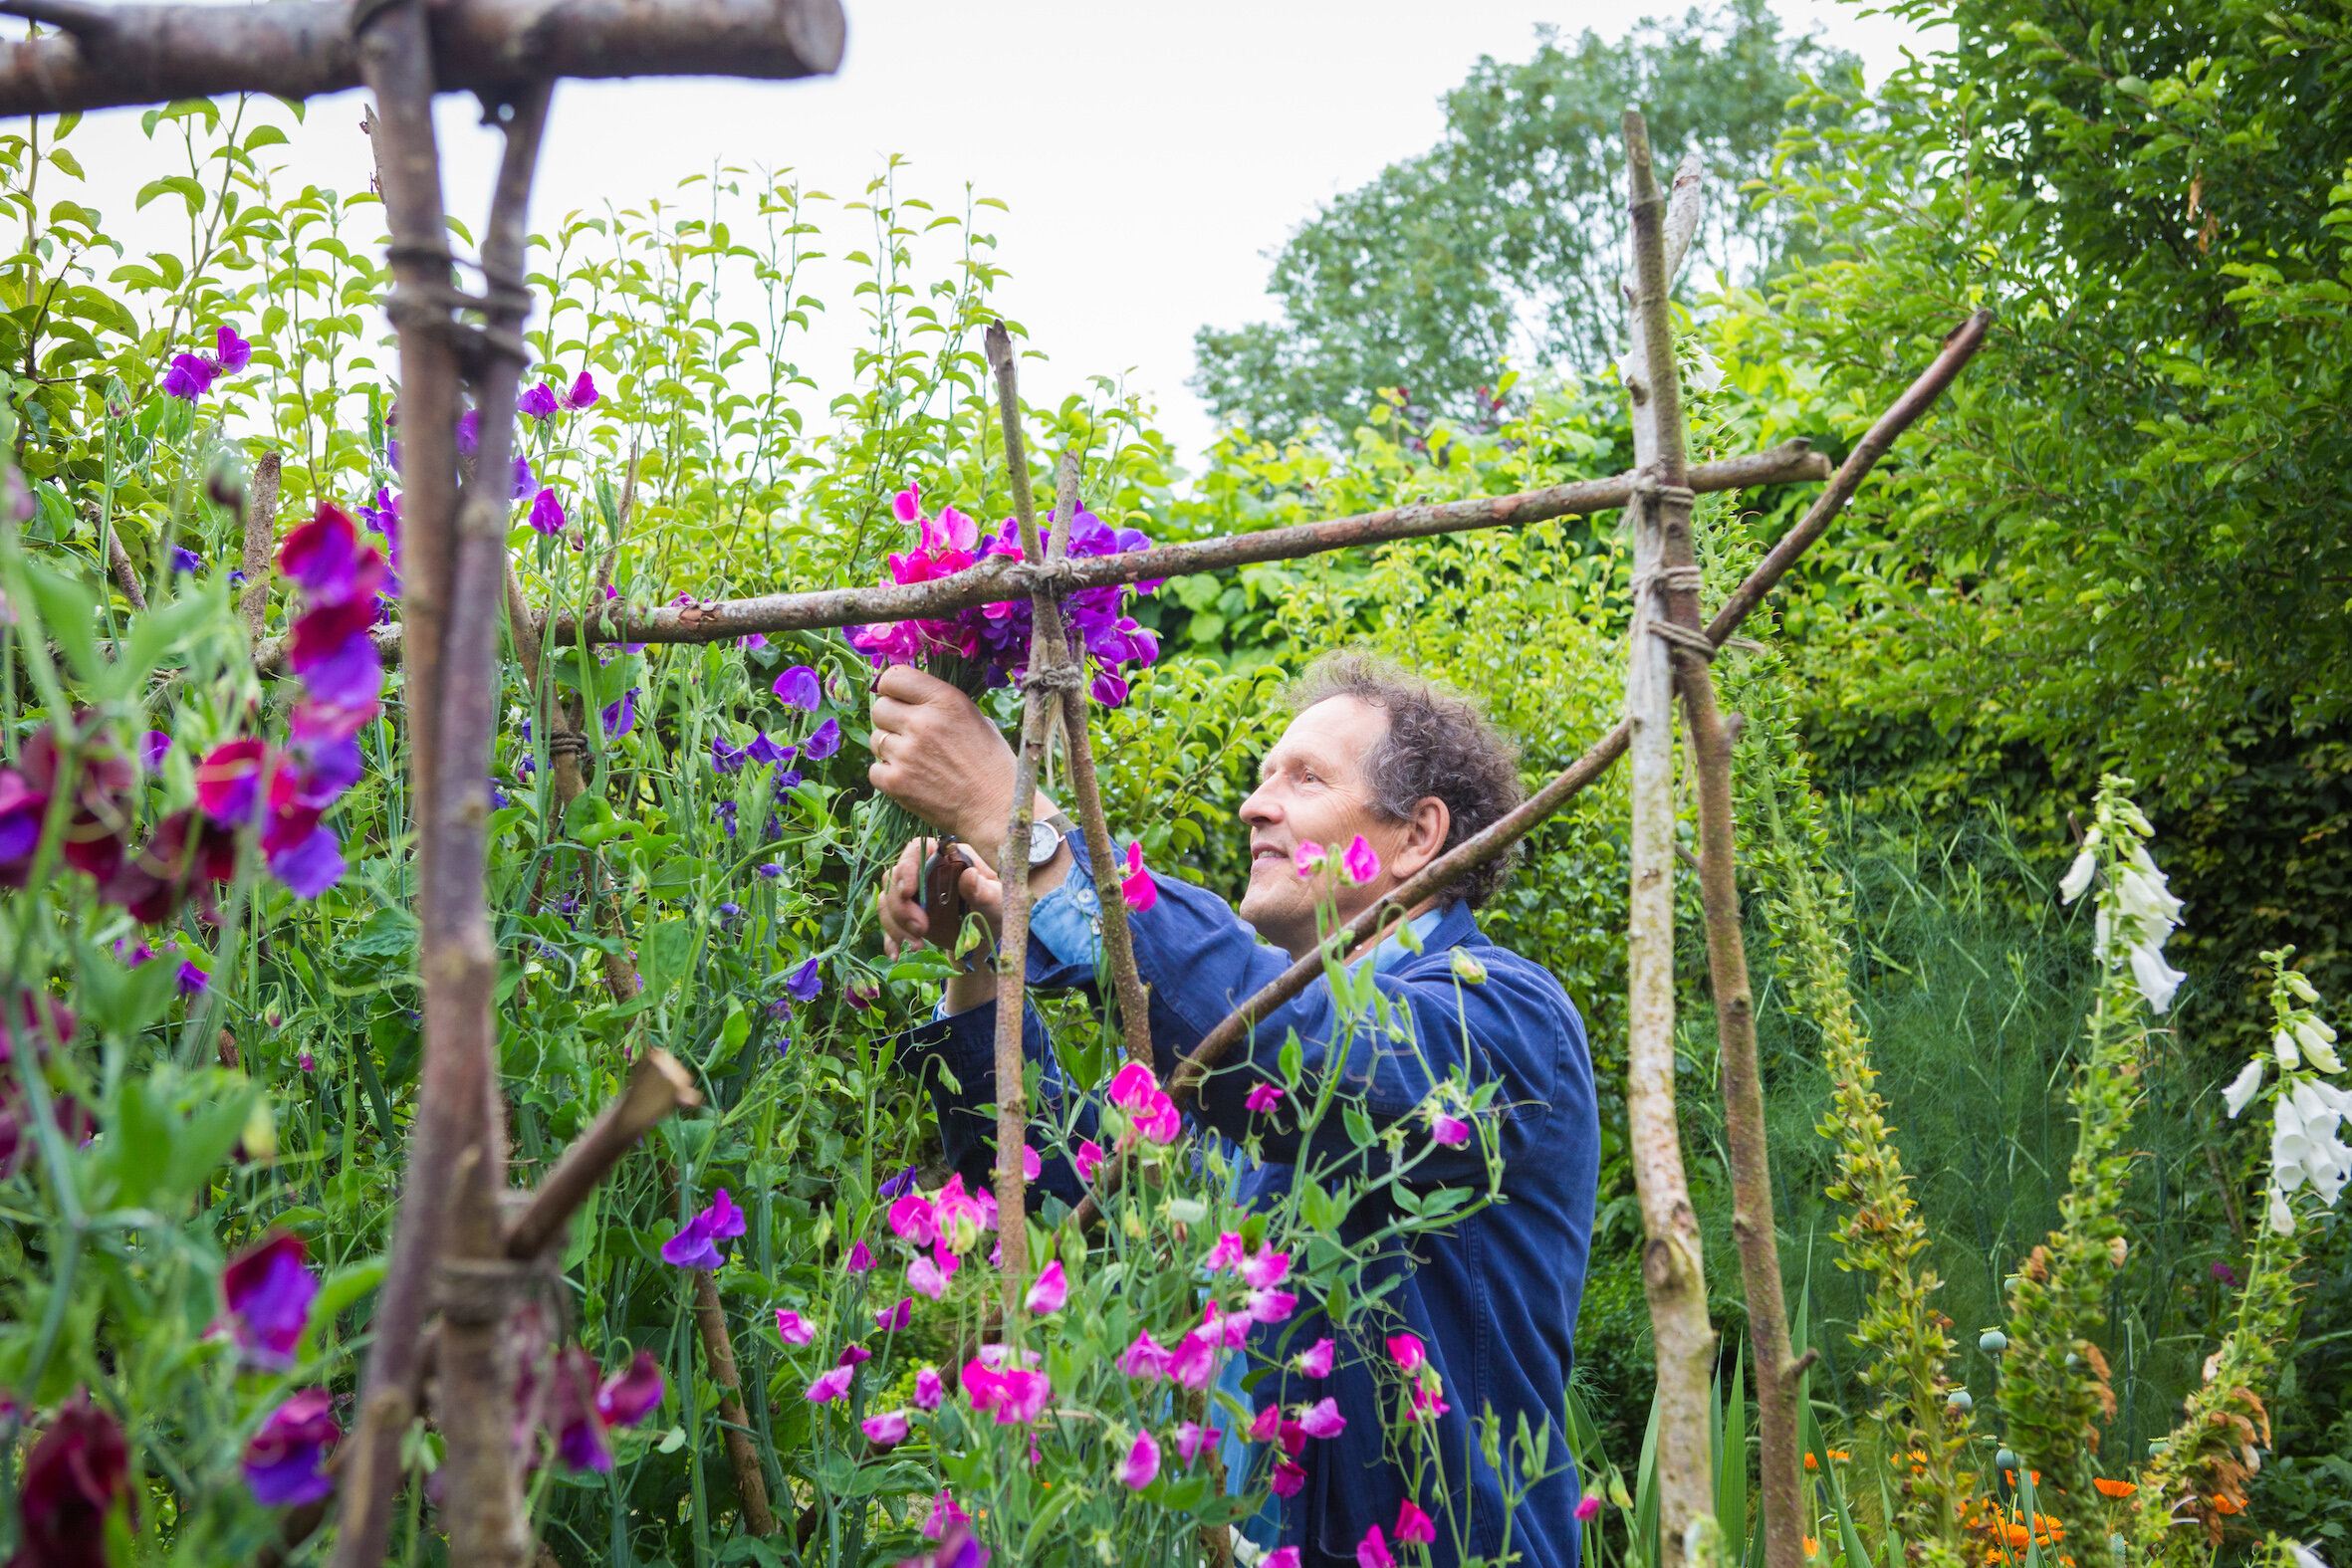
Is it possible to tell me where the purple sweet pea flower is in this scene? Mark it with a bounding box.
[510,454,535,501]
[660,1188,748,1269]
[268,826,347,900]
[170,547,202,575]
[787,956,823,1002]
[595,1350,664,1428]
[221,1232,320,1370]
[746,732,794,767]
[563,370,600,410]
[138,731,171,774]
[242,1388,339,1507]
[801,718,840,762]
[455,409,481,456]
[715,800,738,838]
[518,380,560,421]
[773,665,821,711]
[775,771,803,791]
[716,902,743,925]
[712,736,748,775]
[740,632,769,651]
[163,352,215,401]
[176,961,208,997]
[757,862,785,879]
[529,487,566,536]
[879,1166,917,1199]
[214,325,252,375]
[600,687,638,740]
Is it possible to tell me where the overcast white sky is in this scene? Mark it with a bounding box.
[60,0,1933,465]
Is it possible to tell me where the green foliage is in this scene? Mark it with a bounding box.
[1189,0,1860,442]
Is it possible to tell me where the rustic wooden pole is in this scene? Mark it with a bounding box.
[0,0,844,116]
[238,450,279,637]
[1618,110,1719,1568]
[330,4,469,1557]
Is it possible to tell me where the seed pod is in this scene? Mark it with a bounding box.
[1980,1329,2008,1354]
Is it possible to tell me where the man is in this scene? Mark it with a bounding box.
[871,652,1598,1568]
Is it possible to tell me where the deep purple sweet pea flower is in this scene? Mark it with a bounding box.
[242,1389,339,1507]
[746,732,794,767]
[529,487,565,536]
[138,731,171,774]
[268,825,347,899]
[214,324,252,375]
[775,771,803,791]
[715,799,739,839]
[167,546,202,575]
[222,1231,319,1370]
[595,1350,664,1429]
[518,380,560,421]
[879,1166,917,1200]
[757,862,785,880]
[14,1391,129,1564]
[787,956,823,1002]
[716,901,743,925]
[801,718,840,761]
[176,961,208,997]
[600,687,638,739]
[661,1188,748,1269]
[163,352,215,401]
[712,735,748,775]
[548,1347,612,1472]
[773,665,821,711]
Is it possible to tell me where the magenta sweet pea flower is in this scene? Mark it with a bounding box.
[1430,1110,1471,1147]
[562,369,599,410]
[280,501,386,607]
[846,1239,874,1272]
[518,380,560,421]
[861,1409,911,1447]
[1118,1331,1175,1381]
[1574,1494,1602,1522]
[593,1351,664,1430]
[137,731,170,773]
[1245,1081,1285,1114]
[995,1368,1052,1425]
[1356,1524,1396,1568]
[806,1365,854,1403]
[772,665,821,710]
[1271,1458,1307,1498]
[660,1188,747,1269]
[242,1388,339,1507]
[1294,1337,1335,1378]
[801,717,840,762]
[875,1295,912,1332]
[1022,1144,1042,1181]
[1117,1429,1160,1490]
[196,738,270,826]
[221,1231,319,1370]
[1205,1232,1247,1271]
[890,1192,939,1245]
[1395,1500,1436,1546]
[922,1488,970,1541]
[1135,1093,1182,1145]
[1175,1420,1219,1466]
[214,325,252,374]
[529,487,568,537]
[1024,1259,1067,1316]
[1387,1333,1427,1373]
[1340,834,1381,886]
[1168,1330,1217,1390]
[1075,1138,1105,1182]
[1267,1549,1301,1568]
[1119,840,1157,912]
[1108,1061,1157,1110]
[1241,1248,1291,1290]
[1298,1397,1345,1439]
[914,1365,945,1409]
[776,1308,817,1346]
[163,352,216,401]
[1293,841,1325,878]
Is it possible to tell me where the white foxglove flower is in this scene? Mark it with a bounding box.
[2286,973,2320,1004]
[2268,1187,2297,1235]
[2296,1016,2343,1074]
[2286,1541,2330,1568]
[2059,846,2098,904]
[2131,941,2188,1013]
[2276,1027,2305,1070]
[1612,349,1642,387]
[2223,1057,2266,1118]
[2289,1080,2352,1205]
[1687,343,1726,393]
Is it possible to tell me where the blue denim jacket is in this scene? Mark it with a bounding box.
[898,838,1598,1568]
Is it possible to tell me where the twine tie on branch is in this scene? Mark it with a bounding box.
[1635,563,1718,660]
[1020,662,1084,698]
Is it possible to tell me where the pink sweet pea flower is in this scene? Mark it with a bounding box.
[1118,1331,1174,1381]
[1240,1249,1292,1290]
[995,1368,1053,1425]
[1025,1259,1068,1316]
[1340,834,1381,886]
[907,1254,948,1300]
[914,1366,945,1410]
[1202,1302,1252,1349]
[1294,1337,1335,1378]
[860,1410,911,1447]
[1175,1421,1219,1466]
[1205,1232,1247,1272]
[1574,1496,1602,1522]
[1022,1144,1042,1181]
[875,1296,912,1332]
[1108,1061,1158,1110]
[1409,1383,1450,1422]
[1074,1139,1106,1182]
[1268,1552,1301,1568]
[1119,841,1157,912]
[932,1173,993,1253]
[806,1366,853,1403]
[1293,841,1325,878]
[1168,1330,1218,1389]
[1387,1333,1427,1373]
[1247,1288,1297,1324]
[775,1308,817,1346]
[1430,1110,1471,1147]
[1135,1092,1182,1145]
[1117,1430,1161,1490]
[1271,1458,1307,1497]
[889,1192,939,1245]
[892,484,925,525]
[922,1489,969,1541]
[1249,1405,1282,1444]
[1245,1082,1285,1114]
[1357,1524,1396,1568]
[1395,1499,1436,1546]
[1298,1398,1345,1439]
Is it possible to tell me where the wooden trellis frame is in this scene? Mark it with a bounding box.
[0,4,1990,1561]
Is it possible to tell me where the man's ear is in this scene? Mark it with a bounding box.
[1399,795,1451,879]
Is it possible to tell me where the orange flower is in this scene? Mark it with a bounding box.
[1830,1450,1850,1462]
[2211,1495,2244,1516]
[1804,1539,1822,1559]
[2092,1478,2136,1499]
[2002,1469,2044,1488]
[1806,1454,1820,1471]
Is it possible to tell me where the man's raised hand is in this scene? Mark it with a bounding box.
[866,665,1017,853]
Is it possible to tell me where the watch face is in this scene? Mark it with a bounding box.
[1028,819,1059,865]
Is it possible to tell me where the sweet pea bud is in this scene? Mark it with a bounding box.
[2285,973,2320,1004]
[1979,1329,2007,1354]
[1450,949,1488,985]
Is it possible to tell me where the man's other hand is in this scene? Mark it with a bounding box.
[878,836,1005,959]
[868,665,1017,849]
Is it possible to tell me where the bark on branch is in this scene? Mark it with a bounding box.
[0,0,844,117]
[502,1048,700,1260]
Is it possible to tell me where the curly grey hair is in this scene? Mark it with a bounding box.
[1284,652,1526,908]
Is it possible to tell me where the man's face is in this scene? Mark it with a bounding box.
[1236,696,1402,955]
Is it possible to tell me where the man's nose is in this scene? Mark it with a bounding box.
[1239,784,1278,827]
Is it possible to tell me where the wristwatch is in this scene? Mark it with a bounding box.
[1027,812,1076,867]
